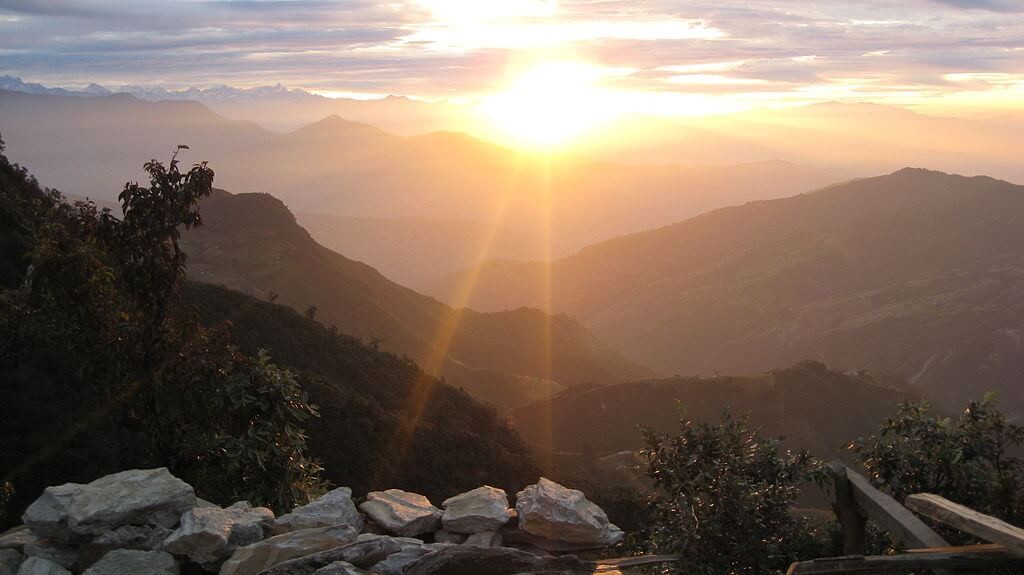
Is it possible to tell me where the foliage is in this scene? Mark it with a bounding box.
[0,141,322,525]
[640,411,827,575]
[184,281,541,503]
[851,395,1024,540]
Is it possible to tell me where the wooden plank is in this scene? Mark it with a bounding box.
[840,466,949,549]
[906,543,1004,554]
[786,545,1023,574]
[827,461,867,555]
[906,493,1024,556]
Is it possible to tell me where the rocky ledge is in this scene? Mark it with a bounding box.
[0,469,625,575]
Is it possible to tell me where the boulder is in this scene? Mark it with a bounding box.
[219,524,358,575]
[15,557,70,575]
[92,524,171,551]
[462,531,501,548]
[357,490,440,537]
[22,469,195,541]
[0,527,34,551]
[81,550,178,575]
[370,544,438,575]
[440,487,511,534]
[499,526,617,552]
[258,534,406,575]
[22,541,75,570]
[0,549,23,575]
[274,488,362,534]
[163,502,273,564]
[515,478,624,546]
[403,545,588,575]
[311,561,369,575]
[432,530,465,544]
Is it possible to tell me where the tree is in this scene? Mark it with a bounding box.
[0,143,323,525]
[851,394,1024,539]
[641,411,827,575]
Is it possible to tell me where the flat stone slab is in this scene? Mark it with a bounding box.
[22,469,195,541]
[441,487,511,534]
[515,478,623,546]
[358,490,440,537]
[274,488,363,534]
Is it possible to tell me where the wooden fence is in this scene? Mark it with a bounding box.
[785,460,1024,574]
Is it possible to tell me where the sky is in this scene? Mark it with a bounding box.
[1,0,1023,118]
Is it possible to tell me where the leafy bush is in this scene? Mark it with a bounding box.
[0,142,322,524]
[640,411,827,575]
[852,394,1024,539]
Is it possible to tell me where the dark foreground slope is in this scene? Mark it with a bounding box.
[509,361,909,459]
[181,191,651,408]
[184,282,538,501]
[439,169,1024,415]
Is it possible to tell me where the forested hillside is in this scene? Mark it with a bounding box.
[438,169,1024,416]
[181,189,651,408]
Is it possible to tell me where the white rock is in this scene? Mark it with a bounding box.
[22,469,195,541]
[22,541,75,569]
[357,490,440,537]
[0,549,23,575]
[432,530,465,544]
[15,557,69,575]
[219,524,358,575]
[91,524,171,551]
[462,531,502,548]
[369,546,431,575]
[0,527,34,551]
[81,550,178,575]
[163,502,273,564]
[441,486,511,534]
[274,488,363,534]
[515,478,624,546]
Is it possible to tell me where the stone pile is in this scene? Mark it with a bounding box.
[0,469,624,575]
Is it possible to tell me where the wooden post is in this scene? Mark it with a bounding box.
[827,461,867,555]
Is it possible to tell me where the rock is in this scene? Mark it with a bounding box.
[357,490,440,537]
[499,526,615,552]
[92,524,171,551]
[75,525,172,572]
[403,545,588,575]
[81,550,178,575]
[432,530,465,544]
[163,502,273,564]
[515,478,624,546]
[0,549,23,575]
[22,469,195,541]
[258,534,406,575]
[219,524,358,575]
[22,542,75,570]
[461,531,501,548]
[440,487,511,534]
[311,561,370,575]
[369,545,432,575]
[274,488,362,534]
[0,527,34,551]
[15,557,70,575]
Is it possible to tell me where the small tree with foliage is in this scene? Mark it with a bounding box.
[0,142,323,523]
[852,394,1024,539]
[641,411,826,575]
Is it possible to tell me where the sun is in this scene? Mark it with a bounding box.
[476,61,623,150]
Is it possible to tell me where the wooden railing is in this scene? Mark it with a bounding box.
[786,460,1024,574]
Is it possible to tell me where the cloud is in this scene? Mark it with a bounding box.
[0,0,1021,111]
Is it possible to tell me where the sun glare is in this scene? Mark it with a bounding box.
[476,61,624,150]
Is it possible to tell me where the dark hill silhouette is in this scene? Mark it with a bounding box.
[508,361,910,458]
[180,190,652,408]
[435,169,1024,415]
